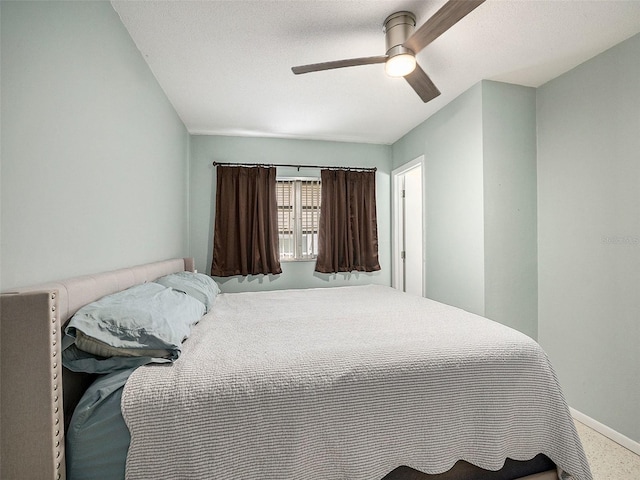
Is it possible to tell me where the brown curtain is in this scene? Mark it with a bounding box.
[315,169,381,274]
[211,166,282,277]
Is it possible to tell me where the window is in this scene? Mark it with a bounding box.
[276,178,321,261]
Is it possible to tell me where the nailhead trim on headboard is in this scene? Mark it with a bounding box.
[51,291,64,479]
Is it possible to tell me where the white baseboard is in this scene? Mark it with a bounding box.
[570,407,640,455]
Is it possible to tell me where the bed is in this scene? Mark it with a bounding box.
[0,258,592,480]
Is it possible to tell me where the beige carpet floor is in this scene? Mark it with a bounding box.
[575,420,640,479]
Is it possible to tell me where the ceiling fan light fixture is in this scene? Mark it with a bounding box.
[385,53,416,77]
[383,12,417,78]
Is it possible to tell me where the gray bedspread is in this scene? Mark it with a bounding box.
[122,285,592,480]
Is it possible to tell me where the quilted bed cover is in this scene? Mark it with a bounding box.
[122,285,592,480]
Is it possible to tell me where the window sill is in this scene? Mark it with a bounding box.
[280,257,317,263]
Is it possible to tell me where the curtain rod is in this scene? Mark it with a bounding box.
[212,161,376,172]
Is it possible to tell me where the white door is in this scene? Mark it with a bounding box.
[392,157,424,296]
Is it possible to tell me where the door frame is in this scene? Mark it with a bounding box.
[391,156,425,295]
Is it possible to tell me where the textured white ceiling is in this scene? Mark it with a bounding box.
[111,0,640,145]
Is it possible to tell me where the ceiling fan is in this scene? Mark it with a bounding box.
[291,0,486,103]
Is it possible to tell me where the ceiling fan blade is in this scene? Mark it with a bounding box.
[292,56,387,75]
[404,0,485,54]
[404,64,441,103]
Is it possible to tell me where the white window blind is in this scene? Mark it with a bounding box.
[276,178,321,261]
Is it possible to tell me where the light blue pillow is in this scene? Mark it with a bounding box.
[61,340,159,374]
[154,271,220,312]
[63,282,205,373]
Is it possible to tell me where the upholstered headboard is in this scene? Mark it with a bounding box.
[0,258,195,480]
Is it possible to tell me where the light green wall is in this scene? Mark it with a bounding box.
[391,81,537,339]
[189,135,392,292]
[392,84,485,316]
[482,81,538,338]
[0,1,190,289]
[537,33,640,443]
